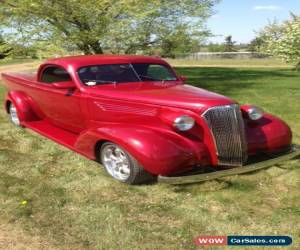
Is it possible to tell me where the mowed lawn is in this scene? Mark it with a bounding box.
[0,65,300,250]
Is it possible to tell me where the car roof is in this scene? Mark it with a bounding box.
[45,54,168,69]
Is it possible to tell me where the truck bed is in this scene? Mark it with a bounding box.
[2,71,37,82]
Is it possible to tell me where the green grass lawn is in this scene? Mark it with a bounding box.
[0,67,299,249]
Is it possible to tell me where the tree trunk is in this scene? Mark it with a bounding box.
[296,62,300,71]
[77,43,91,55]
[90,41,104,54]
[77,41,103,55]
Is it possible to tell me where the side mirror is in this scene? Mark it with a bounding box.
[179,75,188,82]
[52,81,76,89]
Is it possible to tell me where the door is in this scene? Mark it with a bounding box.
[34,65,85,133]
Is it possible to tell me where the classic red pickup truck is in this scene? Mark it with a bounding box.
[2,55,299,184]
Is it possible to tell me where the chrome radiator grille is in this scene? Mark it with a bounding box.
[202,105,248,166]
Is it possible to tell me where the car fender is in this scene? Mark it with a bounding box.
[6,91,38,122]
[75,124,209,175]
[246,113,292,154]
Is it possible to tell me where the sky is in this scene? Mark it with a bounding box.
[207,0,300,44]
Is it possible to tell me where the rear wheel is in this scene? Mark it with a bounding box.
[100,142,153,184]
[9,103,21,126]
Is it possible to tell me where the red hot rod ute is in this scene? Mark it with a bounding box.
[2,55,299,184]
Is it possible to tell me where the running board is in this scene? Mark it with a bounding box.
[158,145,300,185]
[22,120,89,158]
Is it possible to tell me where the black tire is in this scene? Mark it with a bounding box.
[99,142,154,184]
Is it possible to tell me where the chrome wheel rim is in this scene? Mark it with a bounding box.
[9,104,20,126]
[101,145,131,181]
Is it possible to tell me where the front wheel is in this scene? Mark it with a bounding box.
[100,142,154,184]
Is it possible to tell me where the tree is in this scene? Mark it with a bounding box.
[0,34,12,59]
[258,14,300,69]
[0,0,219,55]
[223,35,236,52]
[159,25,206,58]
[248,37,264,52]
[205,42,224,52]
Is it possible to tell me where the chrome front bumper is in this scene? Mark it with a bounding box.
[158,145,300,185]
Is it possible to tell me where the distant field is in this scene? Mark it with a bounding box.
[0,63,299,249]
[167,58,292,68]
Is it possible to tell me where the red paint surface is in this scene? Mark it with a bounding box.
[1,55,293,175]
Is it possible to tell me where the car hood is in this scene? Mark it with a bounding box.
[85,82,235,112]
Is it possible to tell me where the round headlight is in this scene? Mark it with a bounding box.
[173,115,195,131]
[248,106,263,120]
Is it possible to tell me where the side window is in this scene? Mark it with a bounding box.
[41,66,71,83]
[147,65,175,80]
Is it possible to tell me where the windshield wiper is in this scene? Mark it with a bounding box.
[137,75,161,81]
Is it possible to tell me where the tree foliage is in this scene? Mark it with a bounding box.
[159,25,205,58]
[258,14,300,69]
[0,0,218,55]
[0,34,12,59]
[223,35,236,52]
[205,42,224,52]
[248,37,264,52]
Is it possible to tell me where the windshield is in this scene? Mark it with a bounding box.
[78,63,177,85]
